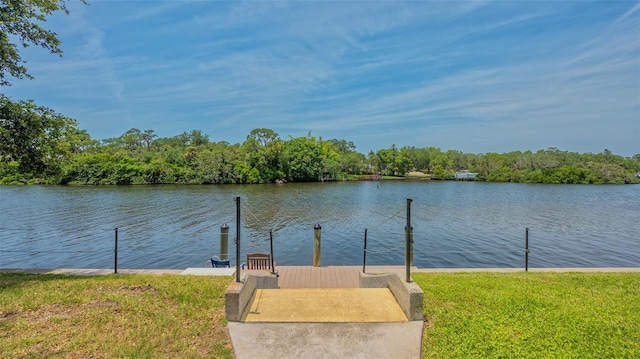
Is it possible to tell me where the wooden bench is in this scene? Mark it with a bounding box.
[243,253,275,271]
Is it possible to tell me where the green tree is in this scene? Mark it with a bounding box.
[395,147,412,175]
[283,135,321,181]
[375,145,400,176]
[176,129,209,147]
[0,0,82,86]
[64,127,98,154]
[141,129,157,149]
[191,142,239,184]
[240,128,284,183]
[328,138,365,174]
[446,149,469,171]
[0,95,77,181]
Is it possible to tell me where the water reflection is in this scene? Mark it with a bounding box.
[1,182,638,269]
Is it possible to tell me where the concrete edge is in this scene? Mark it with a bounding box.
[0,268,185,276]
[225,272,278,322]
[180,267,236,276]
[359,272,424,321]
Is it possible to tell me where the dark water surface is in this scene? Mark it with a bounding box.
[1,182,638,269]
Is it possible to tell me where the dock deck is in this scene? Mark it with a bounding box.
[274,265,360,288]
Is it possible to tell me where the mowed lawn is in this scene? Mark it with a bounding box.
[1,272,638,358]
[0,273,234,358]
[414,272,640,358]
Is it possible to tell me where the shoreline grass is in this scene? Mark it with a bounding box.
[414,272,640,358]
[1,272,638,358]
[0,273,235,358]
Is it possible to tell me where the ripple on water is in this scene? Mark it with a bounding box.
[1,183,638,269]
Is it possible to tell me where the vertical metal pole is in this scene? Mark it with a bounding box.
[525,228,529,272]
[313,224,322,267]
[269,229,275,275]
[410,226,414,266]
[235,197,241,283]
[405,198,413,283]
[405,226,414,266]
[220,224,229,261]
[114,227,118,274]
[363,228,368,273]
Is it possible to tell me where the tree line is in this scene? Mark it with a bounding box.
[1,96,639,185]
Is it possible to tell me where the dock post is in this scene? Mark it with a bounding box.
[405,226,413,266]
[269,229,275,275]
[525,228,529,272]
[363,228,368,273]
[220,224,229,261]
[114,227,118,274]
[235,197,241,283]
[405,198,413,283]
[313,224,321,267]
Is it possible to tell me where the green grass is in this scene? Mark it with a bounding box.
[414,272,640,358]
[0,273,234,359]
[1,272,638,358]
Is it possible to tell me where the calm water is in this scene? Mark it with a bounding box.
[1,182,638,269]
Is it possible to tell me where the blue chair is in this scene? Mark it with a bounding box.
[210,256,230,268]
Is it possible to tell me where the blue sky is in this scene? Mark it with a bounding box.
[3,1,640,156]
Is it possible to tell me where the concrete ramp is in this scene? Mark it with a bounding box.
[225,270,425,358]
[228,321,424,359]
[244,288,408,323]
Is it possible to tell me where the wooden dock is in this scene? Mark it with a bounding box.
[242,265,417,288]
[273,266,361,288]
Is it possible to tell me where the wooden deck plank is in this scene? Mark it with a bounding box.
[350,267,359,286]
[283,266,296,289]
[329,266,339,288]
[277,266,289,288]
[311,267,318,287]
[319,267,328,288]
[313,266,320,287]
[335,267,344,287]
[279,266,294,289]
[324,268,330,287]
[277,266,360,289]
[304,266,312,288]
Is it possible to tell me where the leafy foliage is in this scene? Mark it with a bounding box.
[0,95,77,183]
[0,0,79,86]
[1,96,638,185]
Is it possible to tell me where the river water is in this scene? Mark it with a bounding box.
[0,181,638,269]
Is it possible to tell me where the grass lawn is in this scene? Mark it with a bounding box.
[0,273,235,359]
[414,272,640,358]
[1,272,638,358]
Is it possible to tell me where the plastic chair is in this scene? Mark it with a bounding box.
[210,256,231,268]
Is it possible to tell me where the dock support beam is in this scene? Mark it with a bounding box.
[220,224,229,261]
[313,224,321,267]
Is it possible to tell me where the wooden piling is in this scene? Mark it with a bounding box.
[313,224,321,267]
[220,224,229,261]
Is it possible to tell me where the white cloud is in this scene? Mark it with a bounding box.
[2,1,638,155]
